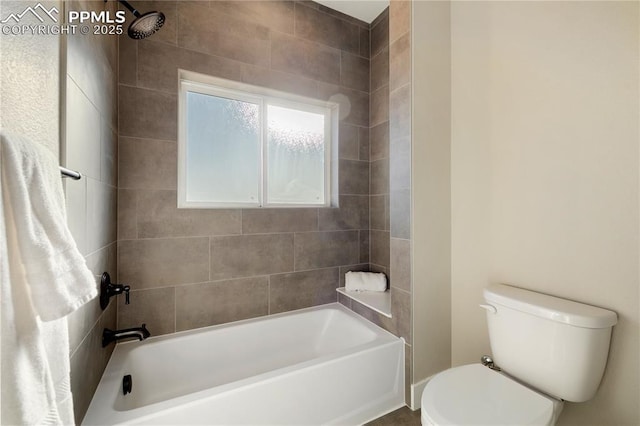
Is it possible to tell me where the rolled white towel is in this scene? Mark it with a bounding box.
[345,272,387,292]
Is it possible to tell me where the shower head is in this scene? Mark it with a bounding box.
[127,10,165,39]
[115,0,165,40]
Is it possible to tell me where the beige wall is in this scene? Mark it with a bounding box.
[450,2,639,424]
[411,0,451,386]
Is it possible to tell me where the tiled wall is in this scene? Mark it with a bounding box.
[63,0,119,422]
[369,9,391,273]
[116,1,372,335]
[388,0,413,404]
[335,4,413,406]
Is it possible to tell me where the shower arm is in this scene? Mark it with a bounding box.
[110,0,141,18]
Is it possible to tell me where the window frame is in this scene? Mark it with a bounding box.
[178,70,338,209]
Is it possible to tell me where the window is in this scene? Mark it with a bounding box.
[178,71,338,208]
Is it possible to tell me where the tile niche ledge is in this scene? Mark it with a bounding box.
[337,287,392,318]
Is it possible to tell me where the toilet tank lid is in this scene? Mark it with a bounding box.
[484,284,617,329]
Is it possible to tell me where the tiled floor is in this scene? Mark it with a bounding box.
[366,407,422,425]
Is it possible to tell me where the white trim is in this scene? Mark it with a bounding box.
[410,375,433,410]
[177,70,338,209]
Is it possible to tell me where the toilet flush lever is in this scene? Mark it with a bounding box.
[479,304,497,314]
[481,355,501,371]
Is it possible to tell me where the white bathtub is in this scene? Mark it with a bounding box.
[82,303,405,425]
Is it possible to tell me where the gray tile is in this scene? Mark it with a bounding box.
[369,263,387,275]
[70,302,116,424]
[390,238,411,292]
[358,126,370,161]
[118,137,177,190]
[86,178,117,253]
[351,298,394,335]
[371,158,389,195]
[339,159,369,195]
[294,230,359,270]
[211,1,294,35]
[339,123,360,160]
[270,268,339,313]
[317,83,369,127]
[294,2,359,54]
[318,195,368,231]
[390,31,410,91]
[390,136,411,191]
[136,40,179,93]
[359,26,370,59]
[390,84,411,142]
[118,237,210,288]
[392,287,411,344]
[137,189,241,238]
[271,32,341,85]
[242,208,317,234]
[370,8,389,57]
[390,188,411,239]
[137,40,246,94]
[241,64,317,99]
[371,45,389,92]
[118,85,177,140]
[370,194,387,231]
[338,292,352,309]
[389,0,411,44]
[67,15,117,126]
[68,244,115,354]
[370,230,390,268]
[210,234,294,280]
[178,1,270,67]
[175,277,269,331]
[370,121,389,161]
[118,35,137,86]
[100,121,117,186]
[180,47,243,84]
[65,177,87,255]
[340,51,369,93]
[117,189,137,240]
[359,230,370,263]
[66,76,101,181]
[117,287,176,336]
[370,85,389,127]
[338,263,369,287]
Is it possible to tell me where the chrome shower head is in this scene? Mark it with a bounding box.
[116,0,165,40]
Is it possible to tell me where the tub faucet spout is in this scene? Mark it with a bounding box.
[102,324,151,347]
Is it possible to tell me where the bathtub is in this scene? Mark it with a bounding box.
[82,303,405,425]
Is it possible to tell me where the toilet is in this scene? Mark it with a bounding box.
[421,284,618,426]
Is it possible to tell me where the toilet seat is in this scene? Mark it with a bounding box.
[421,364,559,426]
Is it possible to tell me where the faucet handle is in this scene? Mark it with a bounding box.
[100,272,132,310]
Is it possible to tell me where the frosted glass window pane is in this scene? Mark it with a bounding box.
[186,92,260,204]
[267,105,325,205]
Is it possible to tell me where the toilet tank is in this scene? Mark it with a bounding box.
[483,284,617,402]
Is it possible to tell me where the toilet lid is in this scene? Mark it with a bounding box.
[421,364,555,426]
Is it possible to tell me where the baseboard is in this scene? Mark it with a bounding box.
[410,376,432,410]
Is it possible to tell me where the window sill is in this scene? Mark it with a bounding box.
[336,287,392,318]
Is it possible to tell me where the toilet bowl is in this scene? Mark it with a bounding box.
[420,284,617,426]
[420,364,563,426]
